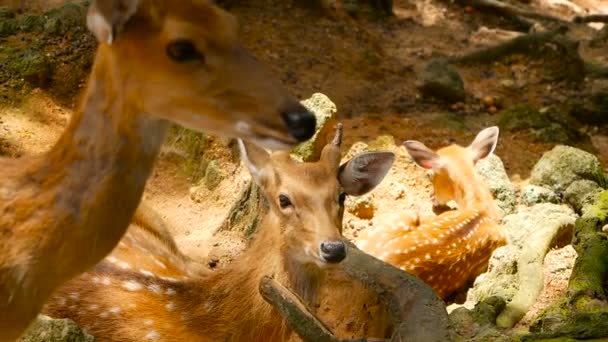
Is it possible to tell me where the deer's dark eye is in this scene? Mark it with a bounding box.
[166,40,204,63]
[338,192,346,205]
[279,194,292,209]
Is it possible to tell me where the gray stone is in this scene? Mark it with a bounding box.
[529,145,604,192]
[456,204,577,329]
[19,315,95,342]
[564,179,603,213]
[476,154,517,215]
[520,185,561,206]
[417,58,465,102]
[291,93,338,162]
[203,160,223,190]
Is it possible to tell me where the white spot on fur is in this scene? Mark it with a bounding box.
[109,307,121,314]
[107,256,118,263]
[118,261,131,269]
[165,288,176,296]
[140,269,154,277]
[153,258,167,269]
[89,304,99,311]
[69,293,79,300]
[148,284,162,294]
[144,319,154,326]
[165,302,176,311]
[122,281,143,292]
[146,331,160,340]
[101,277,111,286]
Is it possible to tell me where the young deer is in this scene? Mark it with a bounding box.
[43,126,395,341]
[0,0,316,339]
[356,127,507,300]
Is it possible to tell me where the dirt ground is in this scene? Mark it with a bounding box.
[1,0,608,336]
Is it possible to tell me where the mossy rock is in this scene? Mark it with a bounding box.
[0,7,16,20]
[530,145,604,192]
[0,18,18,37]
[43,2,88,36]
[19,14,46,32]
[417,58,465,103]
[5,47,52,88]
[19,315,95,342]
[497,104,548,130]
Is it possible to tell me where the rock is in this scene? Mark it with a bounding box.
[19,14,46,32]
[6,47,52,87]
[564,179,603,213]
[291,93,338,162]
[417,58,465,102]
[457,204,576,328]
[581,189,608,221]
[449,297,511,341]
[344,141,370,160]
[19,315,94,342]
[497,104,547,131]
[569,81,608,126]
[43,2,88,36]
[476,154,517,215]
[520,185,561,206]
[203,160,223,190]
[345,195,376,219]
[530,145,604,192]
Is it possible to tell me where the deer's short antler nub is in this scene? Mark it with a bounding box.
[331,123,343,147]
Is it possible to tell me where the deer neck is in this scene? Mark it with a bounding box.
[189,211,323,340]
[24,46,168,283]
[451,167,499,219]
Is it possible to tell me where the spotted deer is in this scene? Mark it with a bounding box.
[356,126,507,300]
[43,126,395,341]
[0,0,317,339]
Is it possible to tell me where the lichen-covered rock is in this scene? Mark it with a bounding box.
[476,154,517,215]
[529,145,604,192]
[564,179,603,213]
[417,58,465,102]
[291,93,337,162]
[455,204,576,329]
[520,185,561,206]
[19,315,94,342]
[449,297,511,341]
[581,189,608,221]
[497,104,548,131]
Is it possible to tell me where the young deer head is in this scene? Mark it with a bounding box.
[43,125,395,341]
[239,125,395,267]
[356,127,505,299]
[87,0,316,148]
[404,126,500,212]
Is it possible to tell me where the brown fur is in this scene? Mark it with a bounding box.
[0,0,312,339]
[44,135,394,341]
[357,127,508,299]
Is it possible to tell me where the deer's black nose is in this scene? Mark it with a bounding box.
[320,240,347,263]
[281,106,316,142]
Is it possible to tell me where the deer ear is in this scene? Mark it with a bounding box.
[403,140,442,170]
[87,0,139,44]
[468,126,499,163]
[339,152,394,196]
[238,139,270,184]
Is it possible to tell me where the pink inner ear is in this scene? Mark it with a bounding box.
[417,159,435,170]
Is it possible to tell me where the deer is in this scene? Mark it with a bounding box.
[42,125,395,341]
[0,0,318,339]
[356,126,507,300]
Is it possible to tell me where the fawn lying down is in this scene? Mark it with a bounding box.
[357,127,507,299]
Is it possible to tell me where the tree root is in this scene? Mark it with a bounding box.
[260,243,451,342]
[574,14,608,24]
[452,0,567,24]
[450,25,568,64]
[524,217,608,340]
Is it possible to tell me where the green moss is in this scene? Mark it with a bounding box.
[19,14,46,32]
[586,190,608,222]
[5,46,51,87]
[498,104,548,130]
[43,2,88,36]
